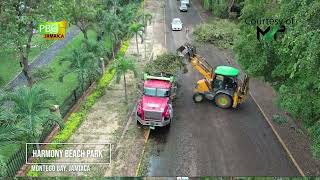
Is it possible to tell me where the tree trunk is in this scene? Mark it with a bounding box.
[135,34,139,55]
[123,74,128,103]
[19,22,34,87]
[100,58,105,74]
[21,56,33,86]
[112,45,115,59]
[228,0,235,13]
[144,35,147,60]
[81,29,88,40]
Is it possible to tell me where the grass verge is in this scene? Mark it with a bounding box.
[0,34,56,87]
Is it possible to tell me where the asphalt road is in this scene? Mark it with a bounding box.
[145,0,300,176]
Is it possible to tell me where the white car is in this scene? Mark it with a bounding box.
[180,3,188,12]
[171,18,183,31]
[181,0,190,6]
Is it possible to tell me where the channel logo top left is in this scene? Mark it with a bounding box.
[36,20,67,40]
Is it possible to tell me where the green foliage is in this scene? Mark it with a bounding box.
[109,56,138,83]
[272,114,288,125]
[32,66,54,83]
[66,0,98,39]
[117,41,130,58]
[144,53,187,75]
[59,46,101,91]
[26,169,41,177]
[0,77,3,87]
[0,1,59,85]
[26,40,130,177]
[129,23,145,54]
[212,1,229,18]
[202,0,229,18]
[36,30,103,104]
[49,112,83,149]
[2,85,63,143]
[234,0,320,157]
[193,20,239,49]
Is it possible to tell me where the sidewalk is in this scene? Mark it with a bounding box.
[194,0,320,175]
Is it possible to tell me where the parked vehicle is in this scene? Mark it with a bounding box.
[135,73,177,129]
[171,18,183,31]
[180,2,188,12]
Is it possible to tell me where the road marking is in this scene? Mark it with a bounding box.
[249,92,305,176]
[192,2,305,176]
[135,128,150,176]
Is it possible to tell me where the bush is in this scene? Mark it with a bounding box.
[193,20,239,49]
[116,41,130,58]
[212,2,229,18]
[26,169,41,177]
[272,114,288,125]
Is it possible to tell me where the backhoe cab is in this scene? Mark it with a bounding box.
[177,43,249,109]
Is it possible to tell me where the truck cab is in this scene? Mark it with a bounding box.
[136,74,176,129]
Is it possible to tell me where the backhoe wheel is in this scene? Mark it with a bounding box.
[214,93,233,109]
[193,93,204,103]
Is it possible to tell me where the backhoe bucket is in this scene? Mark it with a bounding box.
[237,74,250,103]
[176,43,196,61]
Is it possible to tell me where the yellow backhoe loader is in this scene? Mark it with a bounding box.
[177,43,249,109]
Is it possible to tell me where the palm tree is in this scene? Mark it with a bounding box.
[0,124,24,176]
[129,23,144,55]
[109,56,138,103]
[0,125,23,147]
[2,85,63,149]
[139,12,152,30]
[59,49,101,91]
[104,11,124,59]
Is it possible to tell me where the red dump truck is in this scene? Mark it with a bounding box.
[135,73,177,130]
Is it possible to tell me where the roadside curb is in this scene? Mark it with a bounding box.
[135,129,150,176]
[249,92,305,176]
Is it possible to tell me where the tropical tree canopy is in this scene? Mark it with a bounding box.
[0,85,63,146]
[109,56,138,103]
[234,0,320,157]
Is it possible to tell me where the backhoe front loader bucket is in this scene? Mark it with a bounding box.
[238,74,250,104]
[176,43,196,61]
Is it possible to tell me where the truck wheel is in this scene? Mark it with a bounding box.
[166,119,172,128]
[136,119,142,126]
[193,93,204,103]
[214,93,233,109]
